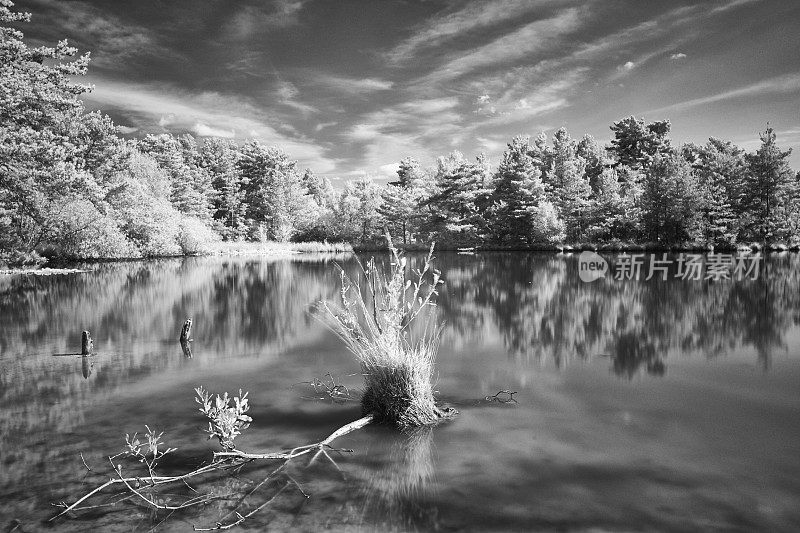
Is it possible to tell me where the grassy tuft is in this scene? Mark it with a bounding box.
[318,234,455,428]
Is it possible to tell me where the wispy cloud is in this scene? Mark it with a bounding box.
[415,8,582,86]
[476,136,506,153]
[471,69,585,126]
[24,0,796,177]
[385,0,577,64]
[194,122,235,138]
[223,0,308,39]
[647,73,800,114]
[315,121,337,132]
[274,80,318,116]
[378,163,401,178]
[268,0,307,27]
[158,115,175,128]
[405,3,701,130]
[348,123,383,141]
[311,74,394,93]
[84,78,337,172]
[24,0,178,69]
[710,0,764,14]
[342,97,463,174]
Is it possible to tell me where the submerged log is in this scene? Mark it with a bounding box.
[179,319,192,342]
[81,331,93,356]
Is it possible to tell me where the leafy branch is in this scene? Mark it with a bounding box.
[194,387,252,451]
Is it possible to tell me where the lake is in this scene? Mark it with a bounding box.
[1,252,799,532]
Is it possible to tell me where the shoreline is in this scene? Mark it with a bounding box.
[2,241,797,275]
[356,243,800,253]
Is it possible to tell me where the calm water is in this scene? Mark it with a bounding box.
[1,253,799,532]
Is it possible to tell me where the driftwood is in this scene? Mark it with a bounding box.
[214,414,373,461]
[50,414,375,527]
[81,331,93,355]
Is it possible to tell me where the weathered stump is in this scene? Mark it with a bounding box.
[180,339,193,359]
[81,331,93,356]
[179,318,192,342]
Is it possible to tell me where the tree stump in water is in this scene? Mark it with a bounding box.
[180,339,193,359]
[81,331,93,356]
[179,319,192,342]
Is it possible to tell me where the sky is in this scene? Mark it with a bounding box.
[15,0,800,180]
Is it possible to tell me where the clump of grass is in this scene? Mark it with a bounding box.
[318,235,456,428]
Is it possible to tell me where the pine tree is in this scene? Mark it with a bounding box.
[586,167,626,241]
[237,141,314,242]
[0,0,103,262]
[177,134,216,220]
[379,158,425,244]
[576,134,607,193]
[301,169,335,210]
[528,131,552,182]
[691,138,746,247]
[138,133,214,222]
[425,151,487,243]
[547,128,591,241]
[200,138,247,240]
[741,127,797,246]
[488,136,558,245]
[378,184,418,244]
[640,153,701,245]
[610,116,672,171]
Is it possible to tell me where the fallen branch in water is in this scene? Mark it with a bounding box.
[485,390,518,403]
[50,459,231,521]
[50,389,375,529]
[295,372,356,403]
[214,415,373,461]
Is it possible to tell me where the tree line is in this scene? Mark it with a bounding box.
[2,1,798,266]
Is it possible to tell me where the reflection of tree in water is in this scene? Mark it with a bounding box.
[358,427,439,532]
[0,255,349,491]
[434,252,800,377]
[610,331,664,378]
[1,251,799,499]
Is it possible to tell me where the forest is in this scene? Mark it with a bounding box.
[2,0,799,267]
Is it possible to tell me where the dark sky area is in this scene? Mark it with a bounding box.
[14,0,800,179]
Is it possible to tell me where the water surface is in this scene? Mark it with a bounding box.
[1,253,799,531]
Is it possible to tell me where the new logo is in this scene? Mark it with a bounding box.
[578,251,609,282]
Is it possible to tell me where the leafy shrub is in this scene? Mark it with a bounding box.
[195,387,252,451]
[48,199,139,259]
[0,249,46,268]
[531,200,566,244]
[176,216,219,255]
